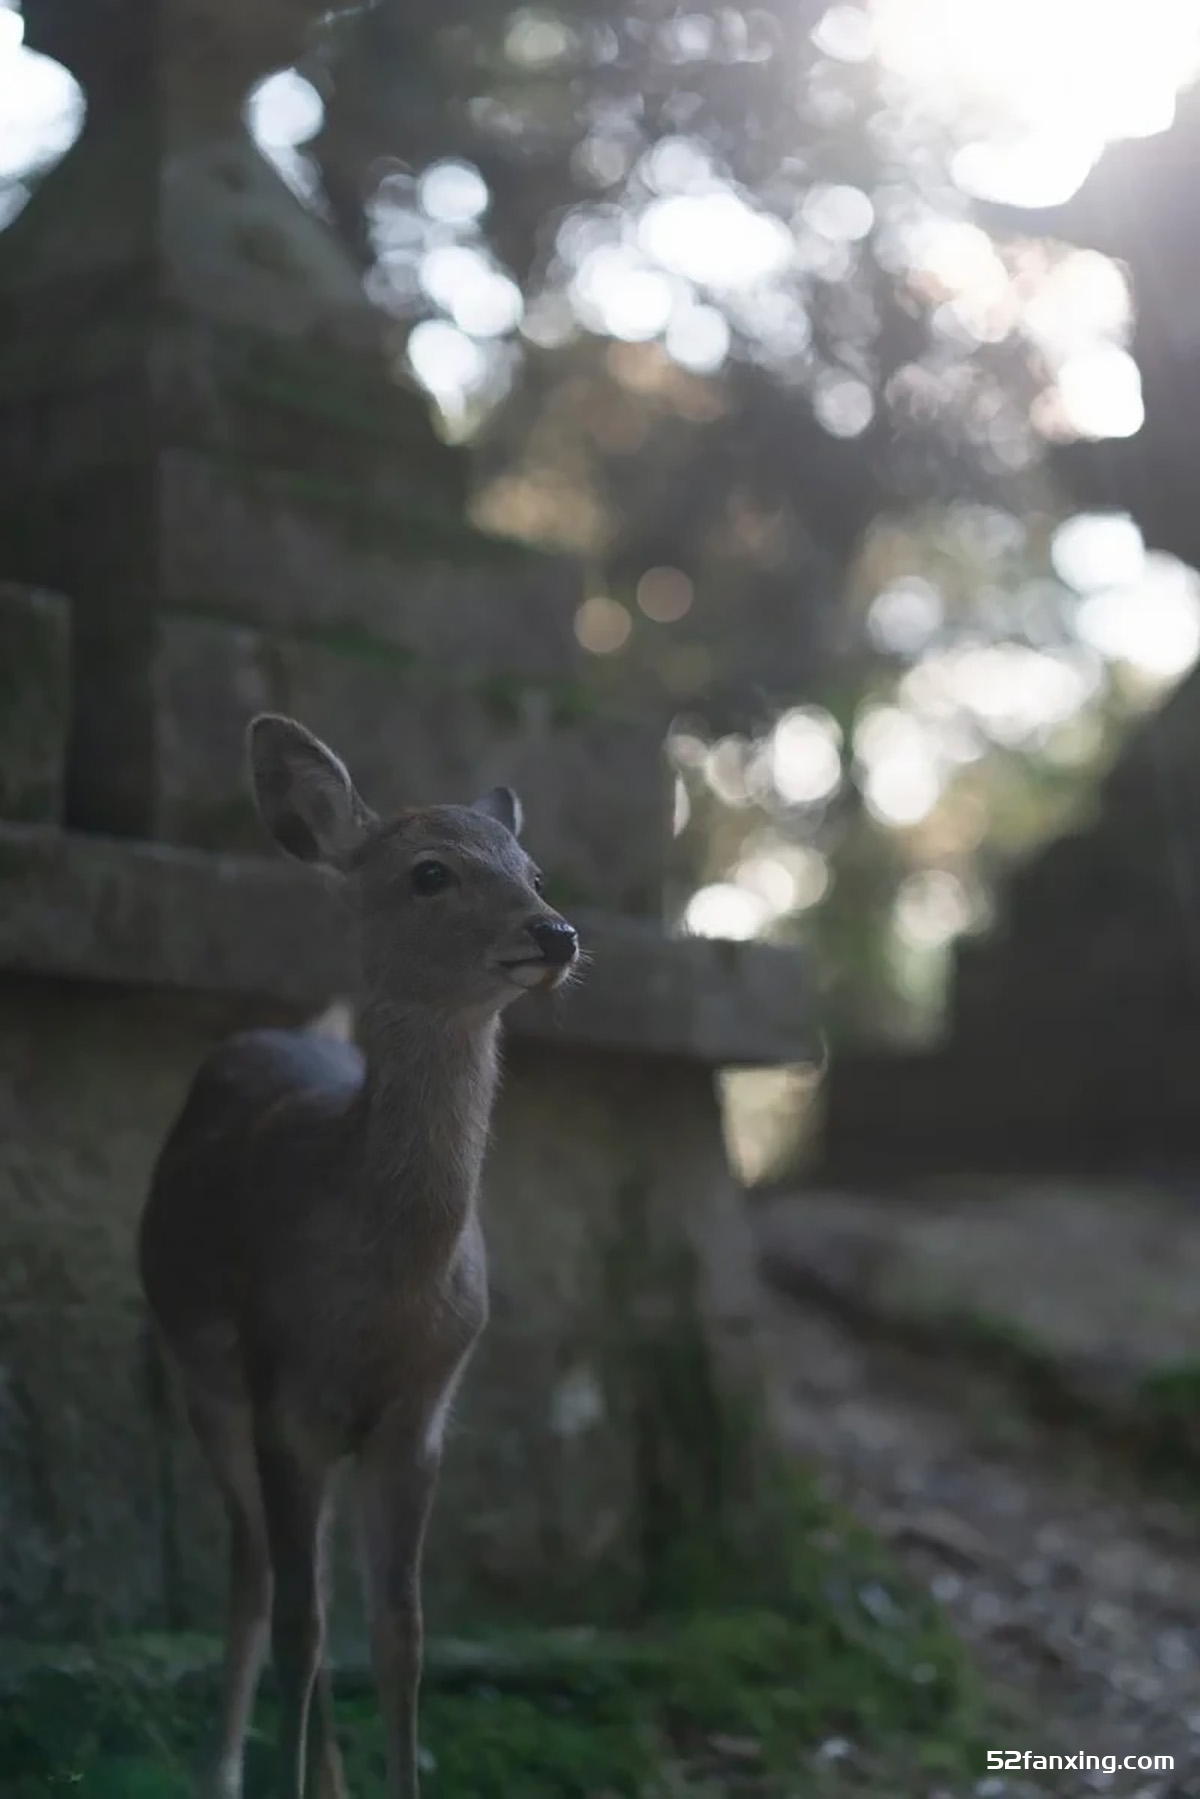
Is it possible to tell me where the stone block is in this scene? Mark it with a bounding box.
[274,633,668,913]
[0,583,70,824]
[150,615,669,912]
[159,449,582,680]
[0,825,817,1067]
[0,984,208,1312]
[152,611,271,853]
[0,983,227,1637]
[0,1302,164,1637]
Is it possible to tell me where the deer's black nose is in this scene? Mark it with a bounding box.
[526,919,579,967]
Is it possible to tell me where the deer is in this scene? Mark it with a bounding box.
[137,713,580,1799]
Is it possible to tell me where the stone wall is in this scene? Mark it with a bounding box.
[0,584,70,825]
[151,601,668,915]
[818,663,1200,1176]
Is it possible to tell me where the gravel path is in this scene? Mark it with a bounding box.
[757,1242,1200,1799]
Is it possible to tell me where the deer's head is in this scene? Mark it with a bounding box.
[248,713,579,1015]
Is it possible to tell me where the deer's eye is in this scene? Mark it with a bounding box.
[531,869,545,894]
[412,859,454,896]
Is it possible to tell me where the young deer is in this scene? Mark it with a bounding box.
[137,714,580,1799]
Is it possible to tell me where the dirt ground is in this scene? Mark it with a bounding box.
[756,1181,1200,1799]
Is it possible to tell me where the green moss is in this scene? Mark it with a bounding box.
[1138,1359,1200,1421]
[166,605,422,678]
[301,622,420,676]
[548,685,596,729]
[231,223,305,280]
[933,1307,1061,1382]
[537,870,594,915]
[0,1576,985,1797]
[473,672,525,732]
[227,357,433,456]
[0,777,57,823]
[0,592,68,823]
[191,455,517,569]
[1131,1361,1200,1491]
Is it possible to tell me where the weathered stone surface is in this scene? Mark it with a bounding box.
[0,584,70,824]
[0,985,775,1639]
[264,626,667,913]
[758,1178,1200,1436]
[0,826,816,1067]
[0,984,217,1636]
[0,93,474,833]
[0,1301,164,1638]
[159,452,580,676]
[151,612,268,852]
[149,608,667,906]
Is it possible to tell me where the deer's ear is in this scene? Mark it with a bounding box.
[247,714,376,866]
[471,784,523,839]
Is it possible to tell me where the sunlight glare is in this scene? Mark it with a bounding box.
[802,183,875,243]
[418,160,489,226]
[1075,554,1200,681]
[1052,513,1146,592]
[639,191,792,291]
[855,705,943,825]
[734,854,799,914]
[247,70,323,150]
[769,708,843,806]
[873,0,1200,206]
[684,883,769,940]
[665,302,731,373]
[420,245,523,338]
[0,20,83,186]
[406,319,489,411]
[951,134,1101,210]
[900,646,1096,746]
[812,6,875,64]
[1023,252,1133,361]
[571,246,674,341]
[1053,347,1144,440]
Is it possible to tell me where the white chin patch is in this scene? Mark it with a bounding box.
[504,961,554,991]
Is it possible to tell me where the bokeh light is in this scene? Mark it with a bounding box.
[574,595,632,654]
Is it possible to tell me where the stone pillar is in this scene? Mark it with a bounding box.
[0,1,669,910]
[0,0,465,835]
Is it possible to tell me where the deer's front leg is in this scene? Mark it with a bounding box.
[355,1407,443,1799]
[253,1416,344,1798]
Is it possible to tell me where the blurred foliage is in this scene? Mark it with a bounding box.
[283,0,1194,1038]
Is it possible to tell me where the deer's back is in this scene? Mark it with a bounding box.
[138,1027,366,1391]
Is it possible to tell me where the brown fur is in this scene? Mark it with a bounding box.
[138,714,579,1798]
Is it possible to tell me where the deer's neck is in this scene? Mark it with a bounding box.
[356,999,501,1263]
